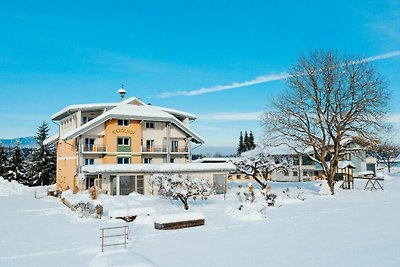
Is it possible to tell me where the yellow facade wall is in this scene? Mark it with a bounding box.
[56,139,77,191]
[103,119,142,164]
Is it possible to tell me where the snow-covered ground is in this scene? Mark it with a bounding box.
[1,170,399,267]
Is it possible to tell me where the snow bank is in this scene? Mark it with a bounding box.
[109,207,155,218]
[226,202,267,221]
[154,212,205,224]
[0,177,30,196]
[61,189,94,204]
[89,249,157,267]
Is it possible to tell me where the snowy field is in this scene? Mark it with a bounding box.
[1,170,399,267]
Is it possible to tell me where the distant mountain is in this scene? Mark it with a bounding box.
[193,146,236,157]
[0,137,38,148]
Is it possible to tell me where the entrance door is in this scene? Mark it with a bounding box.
[213,174,225,194]
[119,176,135,195]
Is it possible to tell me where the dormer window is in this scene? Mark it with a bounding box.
[83,117,93,124]
[145,122,155,129]
[118,119,129,126]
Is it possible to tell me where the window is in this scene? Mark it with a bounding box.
[171,140,179,152]
[303,171,308,176]
[145,122,155,129]
[117,137,130,146]
[293,171,298,176]
[82,117,93,124]
[117,157,131,164]
[145,140,154,151]
[143,158,152,164]
[170,158,175,163]
[85,138,95,145]
[118,119,129,126]
[84,158,94,165]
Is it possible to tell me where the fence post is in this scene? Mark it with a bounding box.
[100,225,129,253]
[101,228,104,252]
[124,226,127,249]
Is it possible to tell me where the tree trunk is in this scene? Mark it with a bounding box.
[253,174,267,190]
[178,194,189,210]
[326,168,336,195]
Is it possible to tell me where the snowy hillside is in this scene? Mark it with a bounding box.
[0,137,37,148]
[0,171,399,267]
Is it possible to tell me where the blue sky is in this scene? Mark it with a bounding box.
[0,0,399,150]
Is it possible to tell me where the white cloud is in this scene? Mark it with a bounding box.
[159,73,290,98]
[159,50,400,98]
[363,50,400,62]
[197,111,263,121]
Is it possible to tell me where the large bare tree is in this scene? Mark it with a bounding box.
[263,51,389,194]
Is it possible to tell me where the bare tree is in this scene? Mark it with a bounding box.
[263,50,389,194]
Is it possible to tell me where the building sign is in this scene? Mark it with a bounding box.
[112,128,135,135]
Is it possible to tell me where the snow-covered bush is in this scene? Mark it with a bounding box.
[73,201,98,218]
[150,174,213,210]
[282,187,306,201]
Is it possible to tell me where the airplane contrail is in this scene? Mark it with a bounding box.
[159,50,400,98]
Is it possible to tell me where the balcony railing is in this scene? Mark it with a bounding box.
[171,147,188,153]
[141,146,189,153]
[142,146,168,153]
[82,144,107,153]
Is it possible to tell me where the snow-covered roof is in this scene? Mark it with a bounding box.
[51,103,116,120]
[51,97,196,121]
[337,161,356,169]
[59,103,203,143]
[193,157,231,163]
[43,133,59,146]
[149,105,196,120]
[46,97,204,144]
[82,163,236,174]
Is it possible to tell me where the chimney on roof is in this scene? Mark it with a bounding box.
[117,85,126,101]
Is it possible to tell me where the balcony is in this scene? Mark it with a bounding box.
[142,146,168,153]
[141,146,188,153]
[82,144,107,153]
[171,147,188,153]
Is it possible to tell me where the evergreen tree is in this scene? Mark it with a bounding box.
[26,122,56,186]
[248,131,256,150]
[6,143,27,182]
[0,144,8,178]
[244,131,250,151]
[237,131,245,156]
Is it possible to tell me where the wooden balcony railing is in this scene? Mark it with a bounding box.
[82,144,107,153]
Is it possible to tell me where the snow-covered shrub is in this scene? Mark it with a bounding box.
[73,201,98,218]
[150,174,213,210]
[266,193,277,206]
[282,187,306,201]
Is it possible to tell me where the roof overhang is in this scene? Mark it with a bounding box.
[82,163,236,174]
